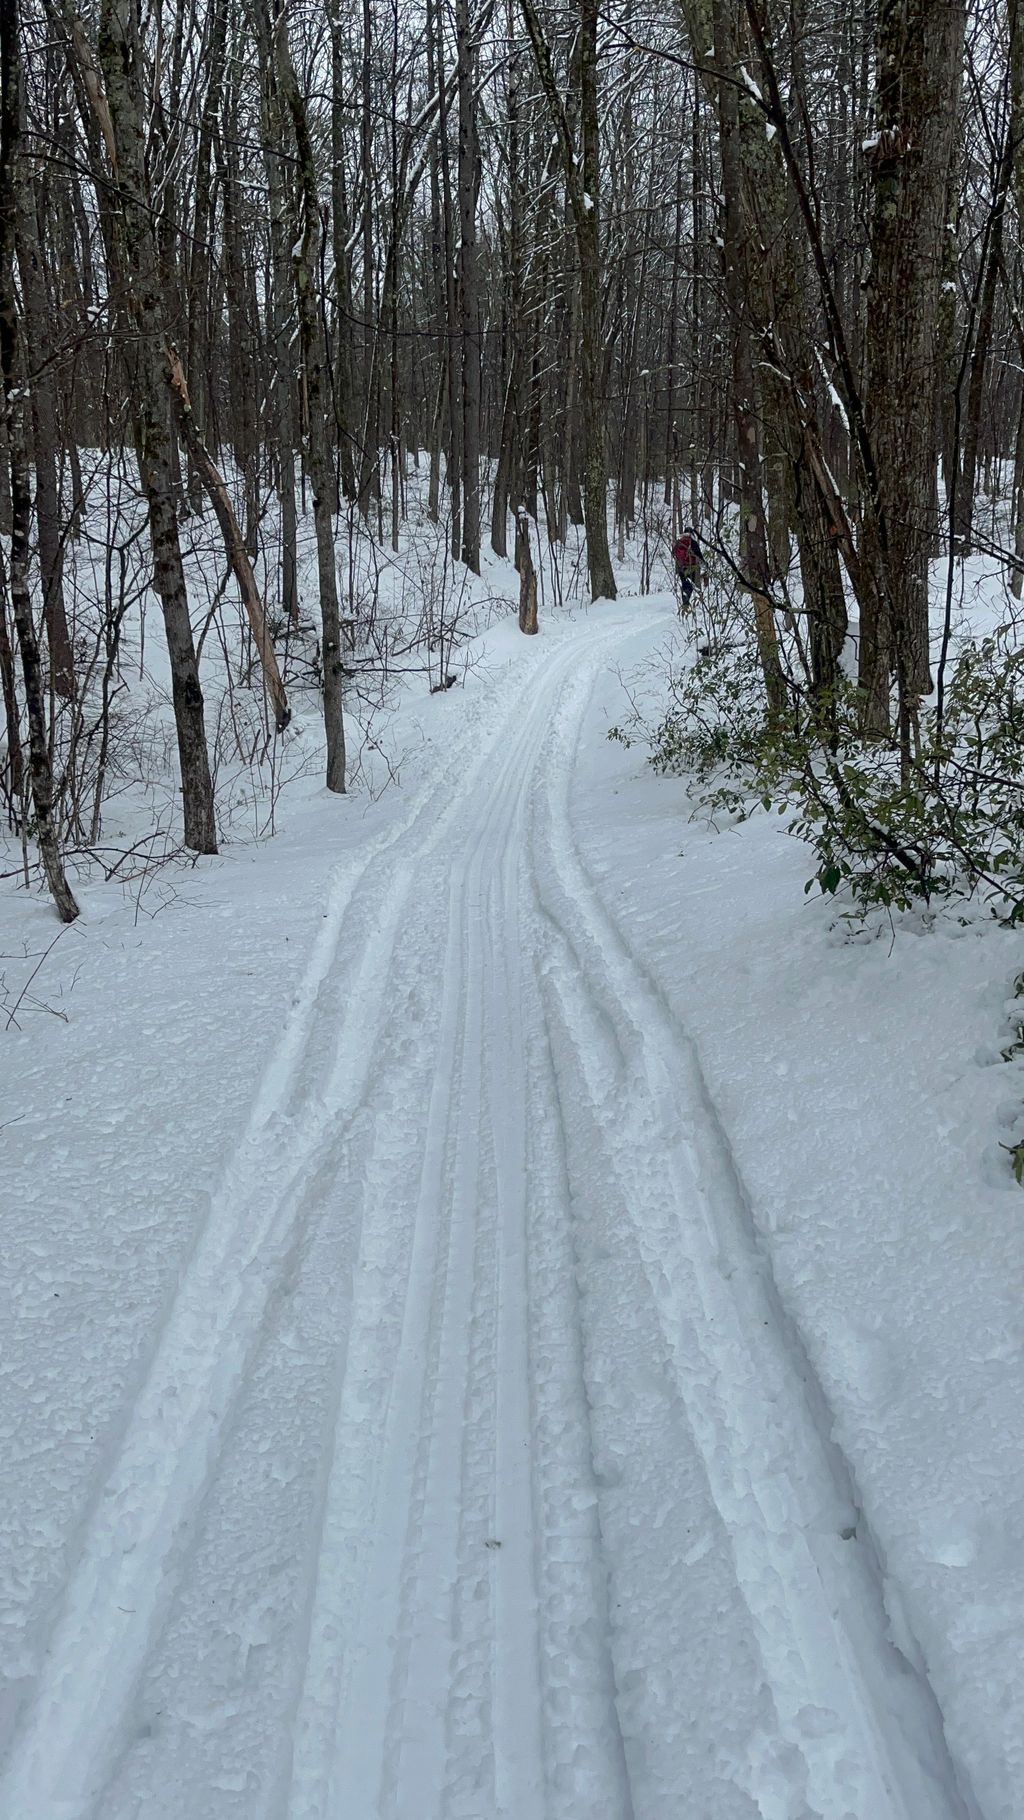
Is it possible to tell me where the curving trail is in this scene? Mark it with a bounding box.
[0,610,979,1820]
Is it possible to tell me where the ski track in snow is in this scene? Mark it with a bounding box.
[283,626,632,1820]
[0,608,981,1820]
[528,656,981,1820]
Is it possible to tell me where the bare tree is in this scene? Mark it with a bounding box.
[862,0,967,723]
[86,0,218,852]
[0,0,78,918]
[519,0,617,599]
[271,0,347,792]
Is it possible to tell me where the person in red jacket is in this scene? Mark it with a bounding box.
[672,528,703,606]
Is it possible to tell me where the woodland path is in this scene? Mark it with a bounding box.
[0,611,976,1820]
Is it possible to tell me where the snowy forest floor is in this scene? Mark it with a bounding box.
[1,595,1023,1819]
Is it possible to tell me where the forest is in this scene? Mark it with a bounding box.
[0,0,1021,929]
[5,6,1024,1817]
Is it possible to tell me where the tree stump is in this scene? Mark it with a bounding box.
[515,510,539,635]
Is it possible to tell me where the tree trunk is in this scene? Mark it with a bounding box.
[436,0,462,559]
[165,347,290,733]
[576,0,615,597]
[0,0,78,918]
[456,0,482,572]
[275,8,347,793]
[516,509,539,632]
[16,178,75,699]
[519,0,616,599]
[0,541,22,803]
[95,0,217,854]
[955,8,1017,550]
[862,0,967,711]
[184,0,227,472]
[710,0,786,716]
[328,0,358,502]
[256,46,299,627]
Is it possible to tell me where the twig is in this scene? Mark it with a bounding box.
[4,923,80,1032]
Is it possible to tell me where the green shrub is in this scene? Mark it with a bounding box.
[612,631,1024,925]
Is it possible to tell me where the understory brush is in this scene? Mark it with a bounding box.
[2,460,538,895]
[612,621,1024,927]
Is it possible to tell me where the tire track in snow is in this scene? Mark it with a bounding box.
[529,661,981,1820]
[0,626,615,1820]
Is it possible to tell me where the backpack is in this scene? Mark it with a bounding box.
[672,533,696,570]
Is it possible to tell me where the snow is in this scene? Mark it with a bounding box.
[574,620,1024,1820]
[1,591,1023,1817]
[813,347,851,433]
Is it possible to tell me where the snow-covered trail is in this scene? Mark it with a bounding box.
[0,609,977,1819]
